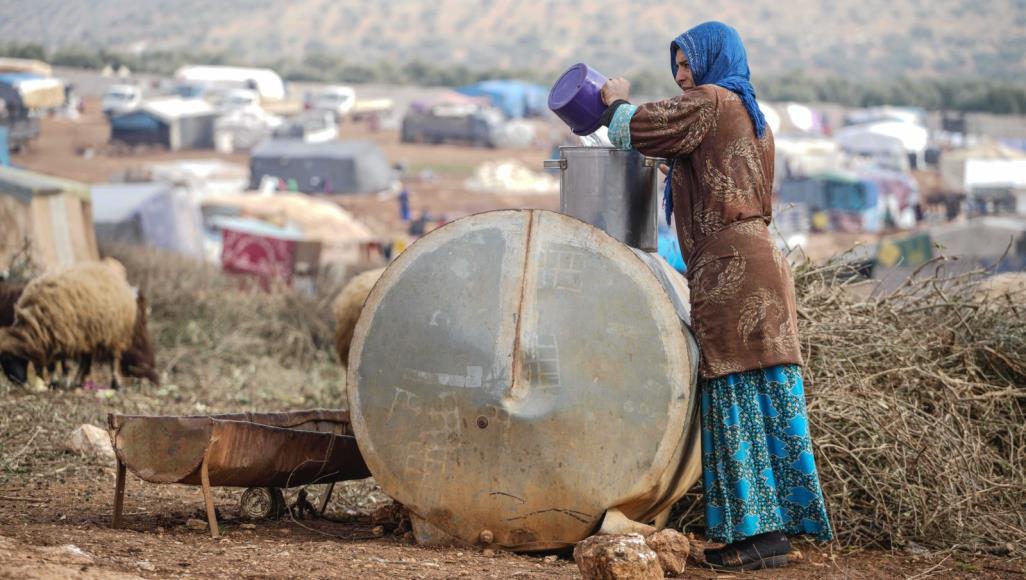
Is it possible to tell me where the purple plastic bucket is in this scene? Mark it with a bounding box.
[548,63,608,136]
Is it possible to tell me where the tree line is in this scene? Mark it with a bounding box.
[3,42,1025,115]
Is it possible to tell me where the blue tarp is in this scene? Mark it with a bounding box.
[456,80,548,118]
[111,111,162,131]
[207,216,305,240]
[0,72,44,86]
[779,174,878,212]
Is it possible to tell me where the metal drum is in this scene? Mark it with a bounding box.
[348,209,700,551]
[545,147,660,252]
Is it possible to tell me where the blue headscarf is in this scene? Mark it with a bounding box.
[662,22,766,224]
[672,21,765,138]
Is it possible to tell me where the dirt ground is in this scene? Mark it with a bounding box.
[3,102,1024,579]
[1,434,1022,580]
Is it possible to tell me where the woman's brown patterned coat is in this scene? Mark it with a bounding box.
[629,84,802,378]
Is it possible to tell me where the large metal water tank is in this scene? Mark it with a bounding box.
[348,209,700,551]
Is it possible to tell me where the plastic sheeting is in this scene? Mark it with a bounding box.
[91,183,205,259]
[249,140,394,194]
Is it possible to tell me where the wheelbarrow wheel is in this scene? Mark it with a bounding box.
[239,487,286,520]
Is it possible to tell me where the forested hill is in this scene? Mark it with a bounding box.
[2,0,1023,81]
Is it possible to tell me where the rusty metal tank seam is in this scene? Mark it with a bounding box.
[507,210,535,402]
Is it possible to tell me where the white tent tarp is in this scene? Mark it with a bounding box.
[174,65,286,101]
[91,182,205,259]
[837,121,928,155]
[940,143,1026,193]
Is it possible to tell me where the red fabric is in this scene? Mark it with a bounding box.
[221,228,295,290]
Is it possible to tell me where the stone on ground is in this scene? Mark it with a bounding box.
[64,424,115,461]
[644,529,691,576]
[573,534,663,580]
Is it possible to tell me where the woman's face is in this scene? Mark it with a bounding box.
[675,50,694,91]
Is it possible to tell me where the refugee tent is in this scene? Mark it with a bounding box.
[759,102,830,136]
[845,106,926,127]
[836,121,929,170]
[857,166,920,229]
[0,58,53,77]
[456,80,548,118]
[201,192,374,266]
[138,160,249,196]
[174,65,286,102]
[91,182,205,258]
[777,171,882,233]
[964,159,1026,214]
[248,140,394,194]
[0,72,64,150]
[0,166,98,271]
[965,159,1026,193]
[939,142,1026,193]
[211,216,320,291]
[214,107,282,153]
[774,136,844,182]
[110,98,218,151]
[0,72,65,109]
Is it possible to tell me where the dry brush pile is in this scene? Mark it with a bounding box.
[797,258,1026,551]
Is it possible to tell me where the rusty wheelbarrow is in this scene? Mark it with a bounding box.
[108,409,371,538]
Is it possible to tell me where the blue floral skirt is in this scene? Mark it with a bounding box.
[700,364,834,544]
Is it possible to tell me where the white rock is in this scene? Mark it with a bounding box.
[39,544,93,565]
[63,424,115,461]
[574,534,663,580]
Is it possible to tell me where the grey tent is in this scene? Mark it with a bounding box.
[110,98,218,151]
[91,182,204,258]
[249,140,394,194]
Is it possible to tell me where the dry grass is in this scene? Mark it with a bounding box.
[674,256,1026,552]
[4,245,1024,553]
[799,257,1026,551]
[105,244,347,407]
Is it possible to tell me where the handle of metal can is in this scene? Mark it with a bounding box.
[643,157,663,167]
[544,159,567,170]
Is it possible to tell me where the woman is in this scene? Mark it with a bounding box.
[599,21,833,570]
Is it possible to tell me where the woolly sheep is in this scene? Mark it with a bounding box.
[1,281,65,383]
[0,262,140,389]
[0,282,25,327]
[1,280,158,387]
[332,267,385,366]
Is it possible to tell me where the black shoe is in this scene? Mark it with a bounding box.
[703,531,791,571]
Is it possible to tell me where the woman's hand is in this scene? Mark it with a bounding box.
[601,78,631,106]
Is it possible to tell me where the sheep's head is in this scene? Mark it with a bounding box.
[0,330,29,385]
[0,352,28,385]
